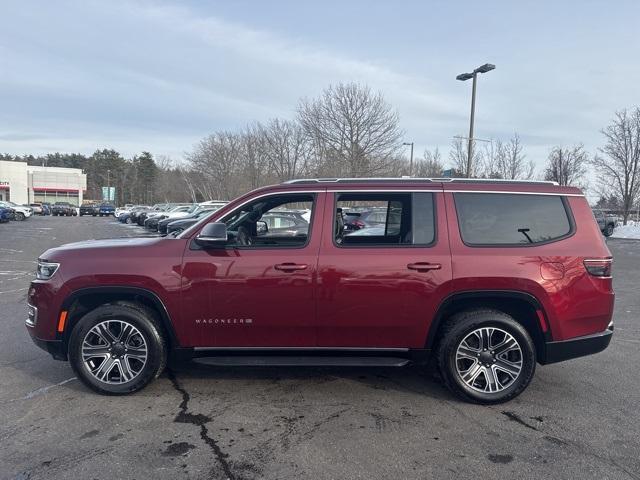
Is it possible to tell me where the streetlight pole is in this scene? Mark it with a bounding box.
[106,169,111,202]
[456,63,495,177]
[403,142,414,176]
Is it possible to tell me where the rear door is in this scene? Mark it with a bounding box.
[316,189,452,348]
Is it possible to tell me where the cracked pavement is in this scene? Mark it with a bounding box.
[1,216,639,480]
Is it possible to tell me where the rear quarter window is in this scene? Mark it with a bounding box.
[454,193,573,246]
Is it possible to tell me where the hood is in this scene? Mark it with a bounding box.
[40,237,163,260]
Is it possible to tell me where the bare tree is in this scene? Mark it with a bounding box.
[495,134,534,179]
[591,108,640,224]
[413,147,444,176]
[543,144,588,186]
[298,82,403,177]
[186,132,244,200]
[257,119,310,182]
[449,136,482,177]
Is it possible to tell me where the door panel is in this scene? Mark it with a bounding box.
[180,192,325,347]
[316,191,452,348]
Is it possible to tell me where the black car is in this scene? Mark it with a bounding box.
[164,209,217,235]
[51,202,76,216]
[79,203,99,216]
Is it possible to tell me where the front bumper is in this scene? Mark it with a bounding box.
[541,326,613,364]
[29,334,67,360]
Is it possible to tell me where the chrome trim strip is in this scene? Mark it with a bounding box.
[193,346,410,352]
[446,190,584,197]
[26,303,38,328]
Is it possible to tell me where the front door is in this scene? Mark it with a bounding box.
[181,191,324,347]
[316,190,452,348]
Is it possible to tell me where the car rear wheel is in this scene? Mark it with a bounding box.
[436,309,536,404]
[68,304,167,395]
[604,224,614,237]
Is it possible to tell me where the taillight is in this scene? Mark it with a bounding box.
[584,258,612,277]
[354,220,366,228]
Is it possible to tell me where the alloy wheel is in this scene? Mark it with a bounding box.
[455,327,523,393]
[81,320,148,384]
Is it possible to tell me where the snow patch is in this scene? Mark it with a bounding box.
[611,220,640,239]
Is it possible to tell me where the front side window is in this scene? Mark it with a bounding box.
[219,194,314,248]
[335,192,435,246]
[454,193,572,245]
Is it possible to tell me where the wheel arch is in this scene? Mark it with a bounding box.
[427,290,550,361]
[60,286,179,352]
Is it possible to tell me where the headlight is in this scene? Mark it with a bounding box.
[36,261,60,280]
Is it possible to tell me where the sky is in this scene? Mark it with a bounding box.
[1,0,639,178]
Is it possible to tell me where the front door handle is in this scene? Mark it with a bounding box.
[274,263,308,272]
[407,262,441,272]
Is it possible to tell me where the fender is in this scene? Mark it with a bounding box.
[425,290,549,350]
[60,286,180,347]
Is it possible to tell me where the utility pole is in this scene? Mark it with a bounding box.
[456,63,495,177]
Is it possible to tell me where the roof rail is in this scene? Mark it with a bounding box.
[282,177,559,186]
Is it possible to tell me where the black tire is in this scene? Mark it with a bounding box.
[68,303,167,395]
[436,309,536,404]
[92,213,97,217]
[15,212,25,221]
[604,224,614,237]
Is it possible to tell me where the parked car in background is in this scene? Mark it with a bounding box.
[145,204,198,230]
[0,201,32,221]
[114,204,135,219]
[258,211,309,237]
[79,203,99,216]
[27,178,614,403]
[162,208,218,235]
[0,206,13,223]
[98,203,115,216]
[28,203,44,215]
[51,202,76,216]
[593,209,617,237]
[119,206,150,224]
[342,208,398,231]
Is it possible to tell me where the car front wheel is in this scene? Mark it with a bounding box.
[68,304,167,395]
[436,309,536,404]
[15,212,25,221]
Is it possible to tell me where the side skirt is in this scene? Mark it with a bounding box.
[170,347,431,367]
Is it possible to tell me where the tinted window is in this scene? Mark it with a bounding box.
[213,194,313,248]
[455,193,572,245]
[335,192,435,246]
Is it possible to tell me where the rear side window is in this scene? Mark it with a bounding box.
[335,192,435,246]
[454,193,572,245]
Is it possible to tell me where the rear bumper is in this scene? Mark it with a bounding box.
[541,326,613,364]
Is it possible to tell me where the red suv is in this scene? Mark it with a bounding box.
[26,178,614,403]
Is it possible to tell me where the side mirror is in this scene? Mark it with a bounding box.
[195,222,228,248]
[256,220,268,235]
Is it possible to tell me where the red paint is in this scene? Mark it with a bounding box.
[26,180,614,355]
[32,188,79,193]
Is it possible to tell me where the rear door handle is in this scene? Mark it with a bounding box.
[407,262,441,272]
[274,263,308,272]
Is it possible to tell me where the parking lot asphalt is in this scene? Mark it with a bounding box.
[0,216,639,480]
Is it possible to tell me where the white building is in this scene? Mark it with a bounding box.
[0,160,87,206]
